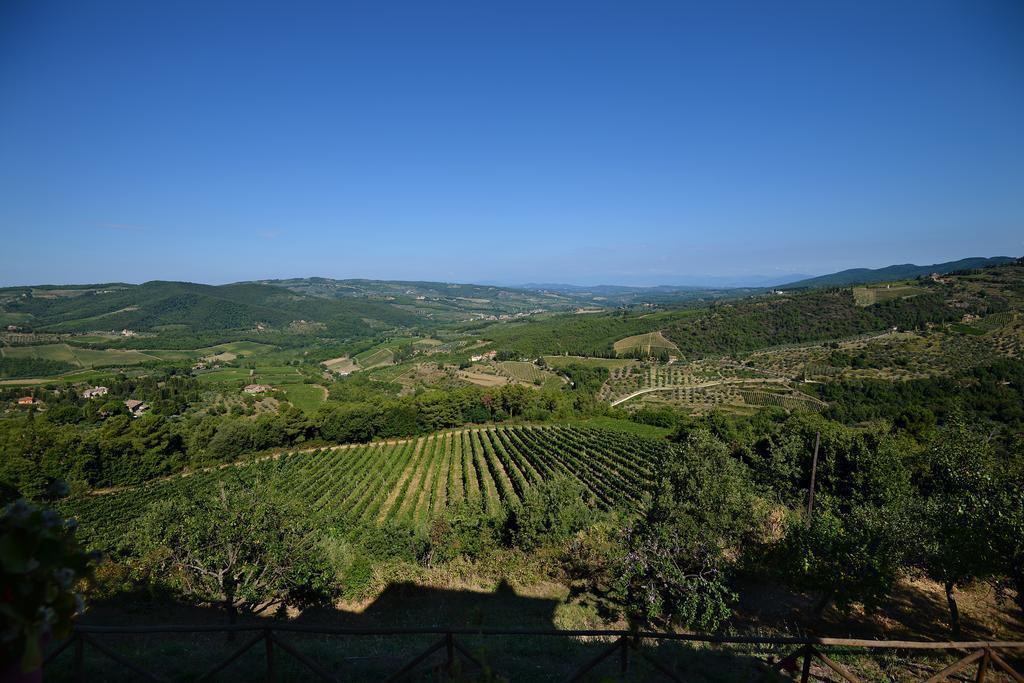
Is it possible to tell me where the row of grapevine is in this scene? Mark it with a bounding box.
[61,426,676,550]
[737,389,826,412]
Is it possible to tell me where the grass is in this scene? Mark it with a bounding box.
[279,383,327,413]
[0,343,156,368]
[195,365,303,386]
[194,367,253,384]
[254,366,304,383]
[613,331,680,356]
[0,369,118,386]
[204,341,276,356]
[146,349,199,361]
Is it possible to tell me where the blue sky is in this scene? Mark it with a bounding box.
[1,1,1022,287]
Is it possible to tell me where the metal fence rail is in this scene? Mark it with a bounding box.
[42,624,1024,682]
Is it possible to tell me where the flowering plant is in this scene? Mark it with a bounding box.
[0,499,96,672]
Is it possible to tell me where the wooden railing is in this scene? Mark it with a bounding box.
[42,624,1024,682]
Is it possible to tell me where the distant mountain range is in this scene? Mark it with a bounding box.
[4,257,1018,335]
[780,256,1017,289]
[487,273,813,289]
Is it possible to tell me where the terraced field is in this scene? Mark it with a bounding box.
[613,331,680,357]
[600,360,824,413]
[61,426,672,549]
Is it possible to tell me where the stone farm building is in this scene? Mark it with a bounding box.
[243,384,273,394]
[82,386,109,399]
[124,399,149,417]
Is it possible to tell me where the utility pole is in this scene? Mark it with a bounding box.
[806,431,820,527]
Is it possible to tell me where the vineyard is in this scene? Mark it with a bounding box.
[612,331,680,357]
[495,361,565,388]
[61,426,673,549]
[354,347,395,370]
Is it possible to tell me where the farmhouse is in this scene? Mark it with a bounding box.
[470,350,498,362]
[121,328,137,337]
[82,386,109,399]
[17,396,40,406]
[124,399,149,416]
[243,384,273,394]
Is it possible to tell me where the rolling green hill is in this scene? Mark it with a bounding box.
[780,256,1016,289]
[0,280,421,336]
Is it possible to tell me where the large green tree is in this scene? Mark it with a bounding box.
[614,430,762,631]
[132,472,335,627]
[914,419,998,637]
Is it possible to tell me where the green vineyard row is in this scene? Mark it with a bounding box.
[61,425,674,549]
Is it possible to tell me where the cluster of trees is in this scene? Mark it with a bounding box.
[662,288,997,358]
[0,357,77,379]
[620,347,673,362]
[0,370,608,497]
[464,272,1008,364]
[313,383,582,444]
[87,410,1022,637]
[3,281,421,337]
[816,358,1024,434]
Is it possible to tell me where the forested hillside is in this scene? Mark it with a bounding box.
[0,280,421,336]
[781,256,1015,289]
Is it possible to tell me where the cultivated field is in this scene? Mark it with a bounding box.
[279,383,328,414]
[852,284,926,306]
[62,425,674,548]
[0,343,157,368]
[612,331,680,357]
[542,355,638,370]
[599,359,825,414]
[355,347,395,370]
[322,356,359,374]
[457,368,510,387]
[495,361,565,388]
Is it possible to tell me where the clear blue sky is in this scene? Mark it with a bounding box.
[1,1,1022,287]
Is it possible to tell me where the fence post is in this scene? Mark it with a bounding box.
[975,648,990,683]
[620,636,630,674]
[74,634,84,683]
[800,644,813,683]
[265,629,276,683]
[445,632,455,676]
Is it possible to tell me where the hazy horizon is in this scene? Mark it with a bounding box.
[3,253,1021,290]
